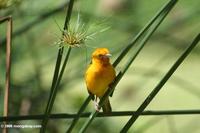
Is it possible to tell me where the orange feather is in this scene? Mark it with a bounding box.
[85,48,116,113]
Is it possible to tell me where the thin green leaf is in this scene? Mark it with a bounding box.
[120,33,200,132]
[112,0,178,68]
[67,1,178,132]
[40,0,75,132]
[1,110,200,122]
[40,47,72,133]
[78,1,178,132]
[66,96,92,133]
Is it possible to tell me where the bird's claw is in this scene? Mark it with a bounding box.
[94,101,100,112]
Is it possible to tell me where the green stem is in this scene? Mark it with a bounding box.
[66,96,92,133]
[40,0,75,132]
[120,33,200,132]
[67,1,178,132]
[2,110,200,122]
[110,0,178,97]
[40,47,72,132]
[78,1,178,132]
[112,0,177,68]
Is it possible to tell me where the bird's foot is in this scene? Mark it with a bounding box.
[94,101,100,112]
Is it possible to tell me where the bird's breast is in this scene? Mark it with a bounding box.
[85,64,115,97]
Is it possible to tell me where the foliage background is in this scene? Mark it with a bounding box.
[0,0,199,132]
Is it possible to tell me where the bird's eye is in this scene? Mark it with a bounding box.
[98,54,103,57]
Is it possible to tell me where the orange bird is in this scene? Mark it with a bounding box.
[85,48,116,113]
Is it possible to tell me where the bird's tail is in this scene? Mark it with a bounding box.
[102,97,112,114]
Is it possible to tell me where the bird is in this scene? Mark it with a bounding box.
[85,48,116,113]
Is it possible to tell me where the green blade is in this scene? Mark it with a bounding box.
[120,33,200,132]
[78,0,178,132]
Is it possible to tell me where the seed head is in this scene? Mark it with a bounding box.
[56,14,109,48]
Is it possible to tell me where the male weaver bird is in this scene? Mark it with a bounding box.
[85,48,116,113]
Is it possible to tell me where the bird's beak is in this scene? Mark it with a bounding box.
[105,53,112,57]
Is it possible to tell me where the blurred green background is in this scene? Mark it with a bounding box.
[0,0,200,132]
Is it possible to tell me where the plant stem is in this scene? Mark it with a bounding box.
[0,15,12,133]
[40,0,75,132]
[67,1,178,132]
[66,96,92,133]
[112,0,177,68]
[120,33,200,132]
[1,110,200,122]
[78,1,178,132]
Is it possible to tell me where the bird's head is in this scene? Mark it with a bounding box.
[92,48,112,65]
